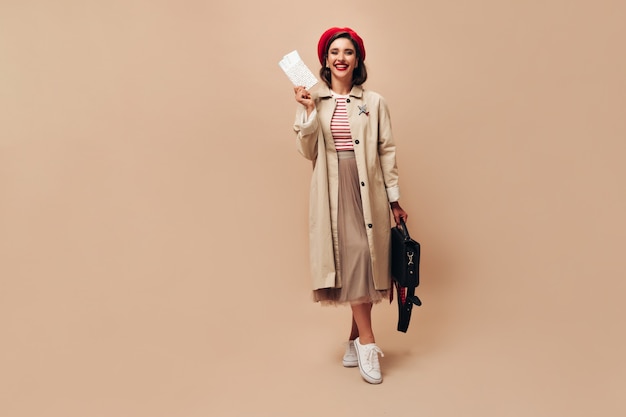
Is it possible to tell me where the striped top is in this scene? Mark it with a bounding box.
[330,95,354,151]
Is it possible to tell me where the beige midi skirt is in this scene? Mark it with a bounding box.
[313,151,389,305]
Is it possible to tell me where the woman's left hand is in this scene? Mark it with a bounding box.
[390,201,408,226]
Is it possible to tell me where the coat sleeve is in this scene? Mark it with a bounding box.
[293,106,319,161]
[377,96,401,202]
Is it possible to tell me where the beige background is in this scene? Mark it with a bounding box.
[1,1,625,416]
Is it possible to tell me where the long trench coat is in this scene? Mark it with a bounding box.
[293,84,401,291]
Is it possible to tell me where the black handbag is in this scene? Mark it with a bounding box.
[390,218,422,333]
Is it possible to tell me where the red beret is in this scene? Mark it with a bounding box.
[317,27,366,65]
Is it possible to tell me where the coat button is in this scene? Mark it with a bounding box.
[361,182,365,186]
[367,224,373,228]
[354,139,360,144]
[346,98,351,103]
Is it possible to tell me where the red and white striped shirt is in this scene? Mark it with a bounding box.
[330,95,353,151]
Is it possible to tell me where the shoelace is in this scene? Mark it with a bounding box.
[362,345,384,371]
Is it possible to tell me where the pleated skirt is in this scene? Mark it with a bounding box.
[313,151,389,305]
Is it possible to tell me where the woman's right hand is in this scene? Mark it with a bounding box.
[294,86,315,115]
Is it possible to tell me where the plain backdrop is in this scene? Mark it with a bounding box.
[1,1,625,416]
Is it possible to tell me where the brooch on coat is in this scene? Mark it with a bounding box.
[358,104,369,116]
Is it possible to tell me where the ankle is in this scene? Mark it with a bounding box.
[358,335,375,345]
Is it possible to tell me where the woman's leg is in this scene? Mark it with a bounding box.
[350,302,374,344]
[349,315,359,340]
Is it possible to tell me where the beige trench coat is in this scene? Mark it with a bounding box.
[293,84,400,291]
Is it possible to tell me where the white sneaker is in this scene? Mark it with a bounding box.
[354,337,384,384]
[342,340,358,367]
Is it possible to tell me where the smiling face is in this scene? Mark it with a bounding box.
[325,37,358,84]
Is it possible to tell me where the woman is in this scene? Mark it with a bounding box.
[293,27,408,384]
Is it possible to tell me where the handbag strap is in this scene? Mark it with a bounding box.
[398,218,412,241]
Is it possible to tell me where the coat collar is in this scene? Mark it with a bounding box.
[314,84,364,99]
